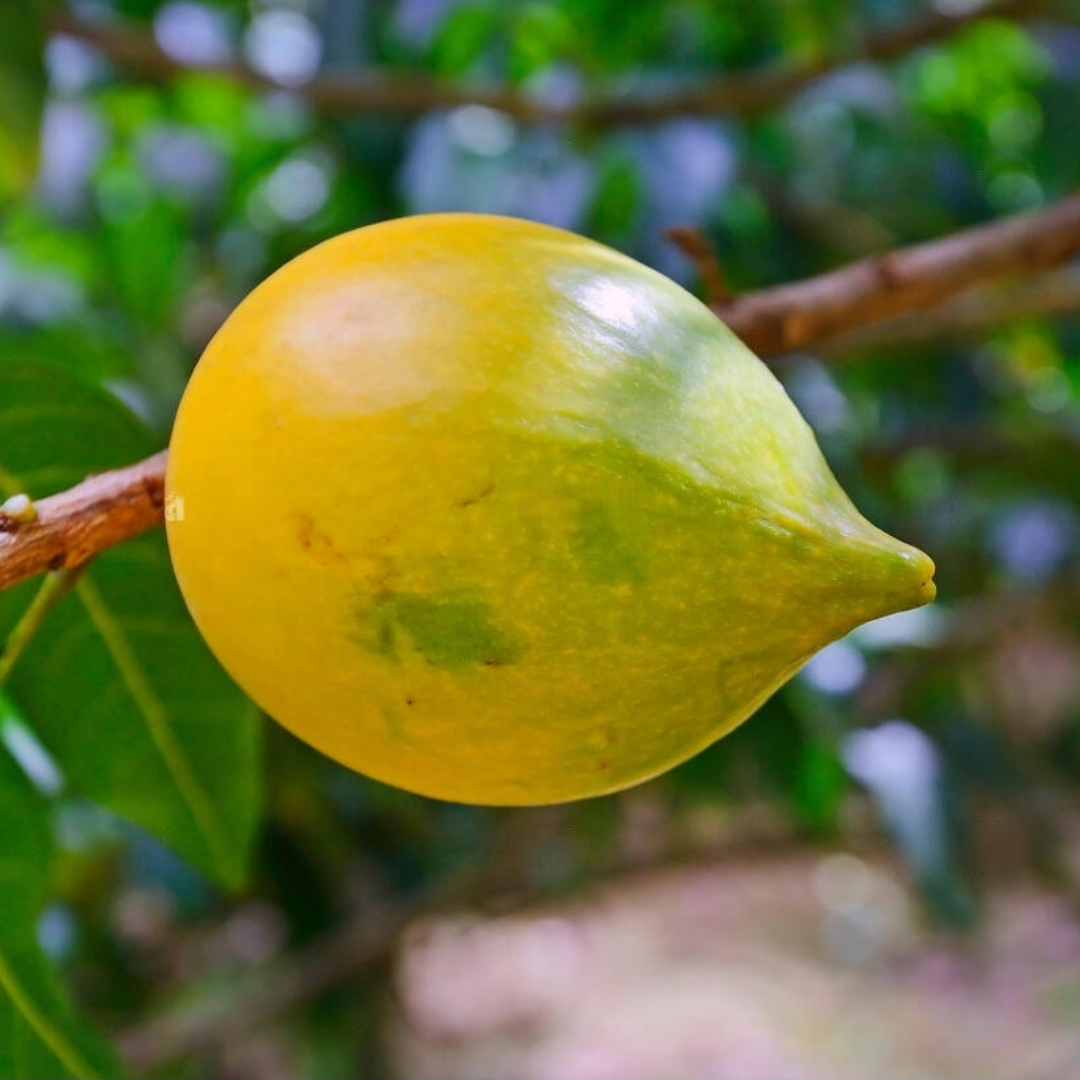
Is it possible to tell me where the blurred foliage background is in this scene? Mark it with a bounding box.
[2,0,1080,1077]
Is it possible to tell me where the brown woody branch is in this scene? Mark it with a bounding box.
[2,195,1080,593]
[825,263,1080,354]
[53,0,1052,126]
[0,451,167,592]
[714,193,1080,354]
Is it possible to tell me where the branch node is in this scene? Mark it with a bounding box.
[142,474,166,509]
[873,252,906,288]
[0,494,38,529]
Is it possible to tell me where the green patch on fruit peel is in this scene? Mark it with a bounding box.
[357,591,521,668]
[572,501,643,584]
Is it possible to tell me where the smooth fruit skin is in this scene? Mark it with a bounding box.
[166,214,935,805]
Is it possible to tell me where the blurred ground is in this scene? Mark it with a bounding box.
[391,845,1080,1080]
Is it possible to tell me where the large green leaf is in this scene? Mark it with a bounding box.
[0,742,122,1079]
[0,361,260,887]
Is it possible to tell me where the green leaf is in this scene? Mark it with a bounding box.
[0,0,49,196]
[0,323,135,388]
[0,361,261,888]
[587,151,642,242]
[429,2,500,77]
[2,205,99,286]
[508,3,576,82]
[99,197,188,329]
[0,743,122,1079]
[792,737,846,835]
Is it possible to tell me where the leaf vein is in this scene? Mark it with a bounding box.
[73,577,231,877]
[0,950,99,1079]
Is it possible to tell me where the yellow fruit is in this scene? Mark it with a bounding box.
[165,214,934,805]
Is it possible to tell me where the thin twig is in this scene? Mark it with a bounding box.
[0,565,86,690]
[664,226,732,304]
[2,195,1080,590]
[52,0,1054,126]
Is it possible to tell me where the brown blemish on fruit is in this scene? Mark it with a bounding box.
[291,511,346,566]
[458,481,495,508]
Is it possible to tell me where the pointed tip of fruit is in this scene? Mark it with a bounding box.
[897,545,937,609]
[857,541,935,631]
[835,527,937,629]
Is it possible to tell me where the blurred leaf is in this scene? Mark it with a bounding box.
[2,206,98,286]
[793,737,846,835]
[172,73,255,145]
[560,0,667,75]
[0,324,134,387]
[0,361,261,888]
[429,3,501,77]
[0,0,49,196]
[672,0,779,68]
[775,0,851,63]
[0,745,122,1079]
[95,86,164,143]
[901,19,1048,135]
[587,150,642,242]
[509,3,576,82]
[100,198,188,329]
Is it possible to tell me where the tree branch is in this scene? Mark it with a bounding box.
[825,263,1080,354]
[0,451,167,592]
[52,0,1053,126]
[714,193,1080,354]
[2,196,1080,592]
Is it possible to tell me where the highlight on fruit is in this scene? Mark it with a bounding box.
[165,213,936,806]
